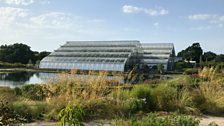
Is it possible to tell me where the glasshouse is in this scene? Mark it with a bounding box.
[39,40,175,72]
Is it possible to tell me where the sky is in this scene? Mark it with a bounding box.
[0,0,224,54]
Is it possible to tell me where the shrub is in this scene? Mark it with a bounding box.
[12,101,47,122]
[192,67,224,114]
[78,98,118,119]
[176,89,199,114]
[20,84,45,101]
[153,84,177,111]
[57,105,85,126]
[0,101,26,125]
[131,85,155,111]
[174,61,193,71]
[0,87,17,103]
[184,68,198,75]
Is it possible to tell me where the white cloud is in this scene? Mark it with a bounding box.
[0,9,112,51]
[188,14,224,29]
[0,7,28,23]
[39,0,50,4]
[122,5,168,16]
[0,0,34,5]
[30,12,73,28]
[188,14,215,20]
[0,0,50,5]
[191,26,211,30]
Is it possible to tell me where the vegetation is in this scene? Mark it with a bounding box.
[178,43,203,63]
[57,105,85,126]
[115,113,200,126]
[0,66,224,125]
[1,42,224,125]
[0,43,50,67]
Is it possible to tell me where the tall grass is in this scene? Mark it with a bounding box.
[196,67,224,114]
[1,67,224,123]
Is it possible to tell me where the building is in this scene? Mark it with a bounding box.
[141,43,175,70]
[39,40,175,72]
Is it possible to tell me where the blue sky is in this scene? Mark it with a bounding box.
[0,0,224,54]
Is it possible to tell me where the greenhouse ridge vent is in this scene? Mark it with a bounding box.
[39,40,175,72]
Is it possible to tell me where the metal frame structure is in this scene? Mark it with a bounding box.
[141,43,175,70]
[39,41,175,72]
[39,40,141,72]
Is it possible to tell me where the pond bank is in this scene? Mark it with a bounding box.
[0,68,60,73]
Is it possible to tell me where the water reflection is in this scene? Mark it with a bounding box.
[0,72,124,88]
[0,71,34,82]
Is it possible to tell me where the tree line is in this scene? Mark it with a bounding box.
[177,43,224,63]
[0,43,50,65]
[0,42,223,66]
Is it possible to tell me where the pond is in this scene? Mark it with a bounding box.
[0,71,125,88]
[0,71,174,88]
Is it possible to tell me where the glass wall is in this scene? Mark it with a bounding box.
[39,41,175,71]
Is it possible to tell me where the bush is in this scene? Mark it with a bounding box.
[12,101,47,122]
[78,98,117,119]
[0,101,26,125]
[174,61,194,71]
[131,85,155,111]
[153,84,177,111]
[0,87,17,103]
[184,68,198,75]
[20,84,45,101]
[57,105,85,126]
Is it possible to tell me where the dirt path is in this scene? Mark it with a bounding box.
[25,116,224,126]
[200,115,224,126]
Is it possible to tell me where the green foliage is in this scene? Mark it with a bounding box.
[0,43,50,65]
[117,113,200,126]
[1,67,224,124]
[0,101,26,125]
[203,51,217,62]
[184,68,198,75]
[12,101,47,122]
[0,61,26,68]
[215,54,224,62]
[57,105,85,126]
[174,61,194,71]
[0,43,34,64]
[131,85,155,111]
[0,101,12,125]
[20,84,45,101]
[177,43,203,63]
[153,84,177,111]
[176,89,199,114]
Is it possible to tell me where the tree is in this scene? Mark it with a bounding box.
[202,51,217,62]
[0,43,50,64]
[177,43,203,63]
[38,51,50,60]
[215,54,224,62]
[0,43,34,64]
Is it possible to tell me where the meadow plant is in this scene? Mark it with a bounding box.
[153,84,177,111]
